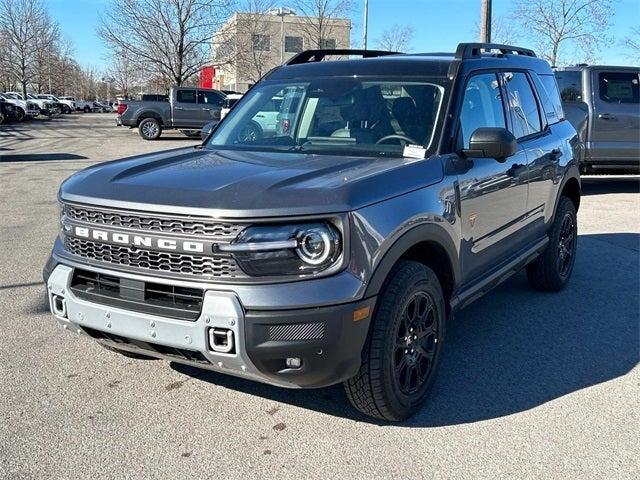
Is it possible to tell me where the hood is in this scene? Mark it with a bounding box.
[60,147,444,218]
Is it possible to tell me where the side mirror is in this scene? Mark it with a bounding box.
[462,127,517,162]
[201,121,219,141]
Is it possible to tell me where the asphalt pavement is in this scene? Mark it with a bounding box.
[1,114,638,479]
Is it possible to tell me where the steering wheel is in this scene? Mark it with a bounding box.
[375,134,418,145]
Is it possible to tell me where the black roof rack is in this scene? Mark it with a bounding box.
[455,43,536,60]
[286,49,400,65]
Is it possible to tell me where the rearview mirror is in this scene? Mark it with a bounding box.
[201,121,219,141]
[462,127,517,161]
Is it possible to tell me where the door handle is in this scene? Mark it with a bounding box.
[550,148,562,161]
[174,106,184,110]
[598,113,615,120]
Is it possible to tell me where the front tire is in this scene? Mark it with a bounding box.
[138,117,162,140]
[83,105,90,113]
[527,196,577,291]
[62,105,71,114]
[344,261,446,421]
[15,107,25,122]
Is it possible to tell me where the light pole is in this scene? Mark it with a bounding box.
[363,0,369,50]
[268,7,296,64]
[480,0,492,43]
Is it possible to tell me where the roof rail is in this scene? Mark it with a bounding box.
[455,43,536,60]
[286,49,400,65]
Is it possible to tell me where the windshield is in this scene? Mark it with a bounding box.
[206,77,446,157]
[6,93,19,99]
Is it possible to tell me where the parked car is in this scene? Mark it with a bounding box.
[220,93,243,119]
[555,65,640,174]
[116,87,226,140]
[62,97,93,113]
[0,92,39,120]
[93,101,113,112]
[0,97,17,123]
[45,43,581,421]
[6,92,54,117]
[38,94,75,113]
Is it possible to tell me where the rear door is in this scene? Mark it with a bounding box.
[590,68,640,163]
[196,90,224,126]
[501,71,562,238]
[172,89,200,127]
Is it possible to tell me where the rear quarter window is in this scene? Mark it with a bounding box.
[537,74,565,123]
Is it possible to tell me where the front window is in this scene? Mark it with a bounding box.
[206,77,446,158]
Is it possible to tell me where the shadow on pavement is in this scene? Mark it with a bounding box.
[0,153,88,162]
[173,232,639,426]
[581,176,639,196]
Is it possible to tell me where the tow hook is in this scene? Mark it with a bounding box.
[208,328,235,354]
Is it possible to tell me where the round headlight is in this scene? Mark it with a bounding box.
[297,228,332,265]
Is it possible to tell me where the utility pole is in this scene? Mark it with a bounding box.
[363,0,369,49]
[480,0,492,43]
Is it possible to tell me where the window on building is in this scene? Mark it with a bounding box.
[285,36,303,53]
[503,72,542,139]
[252,34,271,51]
[598,71,639,104]
[320,38,336,49]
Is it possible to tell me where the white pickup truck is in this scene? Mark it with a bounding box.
[61,97,94,113]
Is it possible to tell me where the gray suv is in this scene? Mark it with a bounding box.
[44,44,581,421]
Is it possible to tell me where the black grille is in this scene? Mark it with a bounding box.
[70,268,204,321]
[83,326,210,364]
[64,237,241,279]
[65,204,244,240]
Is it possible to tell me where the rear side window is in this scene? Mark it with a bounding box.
[198,90,224,106]
[598,71,639,104]
[502,72,542,139]
[177,90,196,103]
[537,74,565,122]
[459,73,506,148]
[554,71,582,101]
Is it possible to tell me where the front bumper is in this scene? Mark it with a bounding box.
[45,262,375,389]
[26,108,39,117]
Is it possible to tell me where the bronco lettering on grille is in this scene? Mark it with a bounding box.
[74,226,205,253]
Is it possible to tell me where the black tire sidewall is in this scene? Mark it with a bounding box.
[550,197,578,283]
[375,263,446,419]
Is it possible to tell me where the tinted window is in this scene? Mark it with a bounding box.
[285,36,303,53]
[503,72,542,139]
[554,71,582,101]
[198,90,223,106]
[252,34,270,51]
[538,74,564,122]
[598,71,639,104]
[459,73,506,148]
[176,90,196,103]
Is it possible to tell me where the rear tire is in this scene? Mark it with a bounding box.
[100,344,158,360]
[344,261,446,421]
[527,196,577,291]
[83,105,90,113]
[138,117,162,140]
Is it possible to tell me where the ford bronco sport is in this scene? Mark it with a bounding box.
[44,44,581,421]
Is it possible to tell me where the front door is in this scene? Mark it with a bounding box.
[590,68,640,164]
[455,72,529,282]
[197,90,224,126]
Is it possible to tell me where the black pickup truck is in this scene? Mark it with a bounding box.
[116,86,226,140]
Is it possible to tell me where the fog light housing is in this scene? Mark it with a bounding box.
[285,357,302,369]
[52,294,67,318]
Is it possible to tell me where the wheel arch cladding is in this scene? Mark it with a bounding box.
[137,113,163,126]
[364,224,459,312]
[561,176,581,212]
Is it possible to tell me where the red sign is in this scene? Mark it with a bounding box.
[199,66,215,89]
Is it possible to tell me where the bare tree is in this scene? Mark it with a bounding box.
[291,0,352,49]
[621,26,640,63]
[510,0,613,66]
[106,48,145,98]
[374,24,414,52]
[0,0,59,97]
[99,0,230,86]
